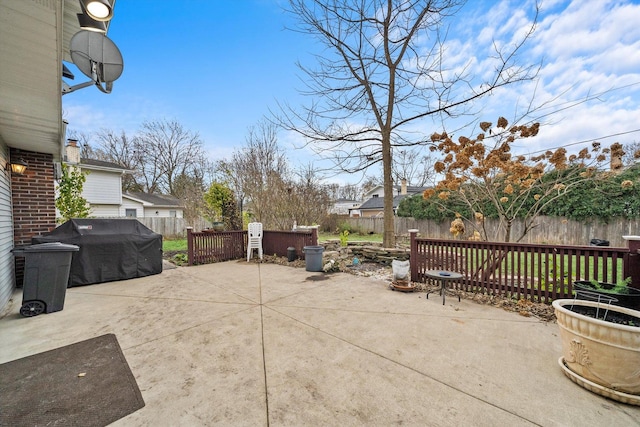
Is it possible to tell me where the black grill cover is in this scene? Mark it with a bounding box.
[32,219,162,287]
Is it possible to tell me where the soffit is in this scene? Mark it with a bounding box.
[0,0,113,161]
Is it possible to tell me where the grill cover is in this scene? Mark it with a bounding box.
[32,219,162,287]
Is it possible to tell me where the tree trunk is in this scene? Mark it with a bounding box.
[504,220,512,243]
[382,132,395,247]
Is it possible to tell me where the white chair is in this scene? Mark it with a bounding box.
[247,222,263,262]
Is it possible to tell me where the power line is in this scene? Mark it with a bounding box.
[522,128,640,155]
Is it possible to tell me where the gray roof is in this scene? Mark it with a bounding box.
[358,195,409,210]
[124,192,183,207]
[403,186,428,194]
[80,158,128,170]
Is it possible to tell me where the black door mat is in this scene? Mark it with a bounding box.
[0,333,144,426]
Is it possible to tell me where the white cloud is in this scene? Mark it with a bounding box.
[440,0,640,156]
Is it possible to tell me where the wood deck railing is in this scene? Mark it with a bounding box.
[409,231,640,304]
[184,226,640,304]
[186,227,318,266]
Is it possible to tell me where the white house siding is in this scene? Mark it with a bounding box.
[364,185,395,199]
[143,207,183,218]
[120,198,144,217]
[83,170,122,204]
[89,205,121,218]
[330,201,360,215]
[0,142,15,312]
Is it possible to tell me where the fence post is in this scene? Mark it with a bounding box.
[409,229,419,282]
[187,227,194,266]
[623,235,640,287]
[311,226,318,245]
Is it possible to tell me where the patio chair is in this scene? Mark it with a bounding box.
[247,222,263,262]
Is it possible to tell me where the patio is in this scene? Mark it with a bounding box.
[1,261,638,426]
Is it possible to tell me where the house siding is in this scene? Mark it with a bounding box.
[120,198,144,217]
[143,207,183,218]
[90,205,121,217]
[83,169,122,204]
[0,142,14,313]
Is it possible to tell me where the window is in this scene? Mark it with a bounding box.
[125,209,137,218]
[372,194,379,198]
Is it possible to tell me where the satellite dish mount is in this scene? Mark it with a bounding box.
[63,30,124,95]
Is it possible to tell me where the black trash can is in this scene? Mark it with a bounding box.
[11,242,79,317]
[590,238,610,246]
[287,247,297,262]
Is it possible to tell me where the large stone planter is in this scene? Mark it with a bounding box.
[553,299,640,405]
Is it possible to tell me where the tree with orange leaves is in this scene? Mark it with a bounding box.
[424,116,625,242]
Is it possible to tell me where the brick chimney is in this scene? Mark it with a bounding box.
[401,178,407,195]
[65,139,80,164]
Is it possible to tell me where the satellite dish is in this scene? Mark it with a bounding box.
[66,30,123,94]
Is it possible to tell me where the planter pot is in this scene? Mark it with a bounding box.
[553,299,640,405]
[573,280,640,310]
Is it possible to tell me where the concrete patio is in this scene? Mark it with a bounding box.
[1,261,639,426]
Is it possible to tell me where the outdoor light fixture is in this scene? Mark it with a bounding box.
[80,0,113,22]
[77,12,107,33]
[7,158,28,175]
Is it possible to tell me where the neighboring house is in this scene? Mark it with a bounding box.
[362,180,429,200]
[63,140,130,217]
[330,198,361,215]
[350,179,427,217]
[122,192,184,218]
[1,1,122,312]
[64,140,185,219]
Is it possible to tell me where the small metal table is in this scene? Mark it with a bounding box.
[425,270,462,305]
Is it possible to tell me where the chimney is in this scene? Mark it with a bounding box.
[401,178,407,195]
[66,139,80,164]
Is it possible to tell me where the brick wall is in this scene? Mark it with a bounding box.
[10,148,57,285]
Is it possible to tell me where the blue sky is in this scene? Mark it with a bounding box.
[63,0,640,185]
[64,0,305,155]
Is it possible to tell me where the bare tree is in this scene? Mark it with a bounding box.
[173,170,209,224]
[94,129,144,192]
[289,163,333,227]
[623,141,640,166]
[392,147,437,187]
[277,0,540,246]
[217,120,291,229]
[361,175,381,196]
[136,119,208,195]
[326,183,361,201]
[218,121,333,229]
[65,130,101,160]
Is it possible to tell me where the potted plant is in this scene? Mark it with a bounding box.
[573,279,640,310]
[553,299,640,405]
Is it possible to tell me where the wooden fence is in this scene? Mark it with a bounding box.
[137,217,209,238]
[347,216,640,247]
[187,228,318,266]
[409,231,640,304]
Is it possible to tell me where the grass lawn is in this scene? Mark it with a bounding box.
[318,232,383,243]
[163,232,383,253]
[163,238,187,252]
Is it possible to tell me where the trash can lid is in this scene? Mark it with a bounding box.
[13,242,79,253]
